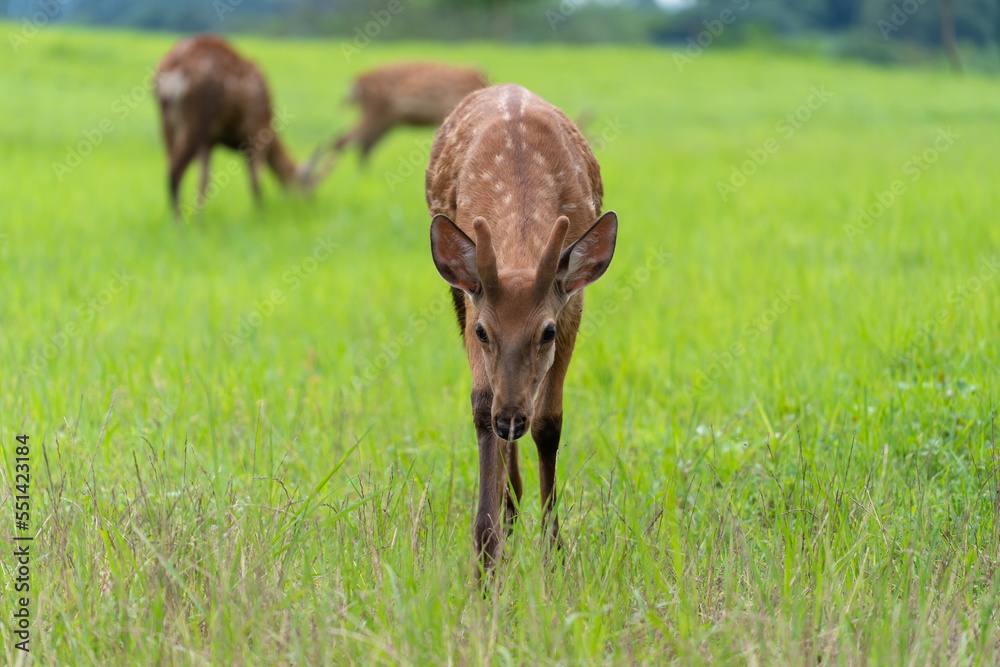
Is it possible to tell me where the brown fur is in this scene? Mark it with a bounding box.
[335,62,488,163]
[425,84,618,577]
[155,35,329,217]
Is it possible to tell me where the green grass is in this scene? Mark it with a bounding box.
[2,24,1000,665]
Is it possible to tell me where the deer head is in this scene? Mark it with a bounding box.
[293,142,340,194]
[430,212,617,440]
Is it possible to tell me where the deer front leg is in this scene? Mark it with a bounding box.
[246,154,262,205]
[472,386,506,577]
[168,134,199,220]
[196,147,211,212]
[332,117,389,166]
[531,292,583,551]
[357,123,391,165]
[532,412,563,548]
[504,440,522,532]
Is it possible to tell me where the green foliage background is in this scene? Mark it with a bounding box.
[6,0,1000,63]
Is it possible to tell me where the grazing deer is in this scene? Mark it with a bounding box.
[155,35,333,218]
[334,62,488,164]
[425,84,618,576]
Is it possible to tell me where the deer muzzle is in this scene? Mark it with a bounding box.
[493,408,529,441]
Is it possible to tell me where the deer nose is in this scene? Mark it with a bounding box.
[494,415,527,441]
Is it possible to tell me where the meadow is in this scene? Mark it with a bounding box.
[1,24,999,665]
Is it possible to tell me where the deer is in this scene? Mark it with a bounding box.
[425,83,618,578]
[333,62,488,164]
[155,35,334,218]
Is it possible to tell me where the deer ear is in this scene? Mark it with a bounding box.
[430,214,480,295]
[556,211,618,296]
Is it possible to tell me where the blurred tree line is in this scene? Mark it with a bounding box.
[6,0,998,68]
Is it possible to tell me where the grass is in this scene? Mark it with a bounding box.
[1,24,1000,665]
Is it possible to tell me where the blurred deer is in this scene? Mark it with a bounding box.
[426,84,618,577]
[155,35,334,218]
[334,62,488,164]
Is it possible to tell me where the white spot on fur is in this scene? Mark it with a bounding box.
[157,70,188,100]
[503,194,512,205]
[494,182,504,191]
[498,93,511,121]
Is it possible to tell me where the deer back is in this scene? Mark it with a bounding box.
[354,63,489,127]
[155,35,274,150]
[426,84,603,271]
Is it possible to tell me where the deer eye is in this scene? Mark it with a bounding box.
[475,324,489,344]
[541,325,556,344]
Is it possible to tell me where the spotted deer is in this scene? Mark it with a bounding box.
[155,35,333,218]
[334,62,488,164]
[425,84,618,576]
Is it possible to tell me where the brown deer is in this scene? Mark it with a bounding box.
[155,35,333,218]
[425,84,618,576]
[334,62,488,164]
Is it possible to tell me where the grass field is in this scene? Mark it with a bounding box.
[1,24,1000,665]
